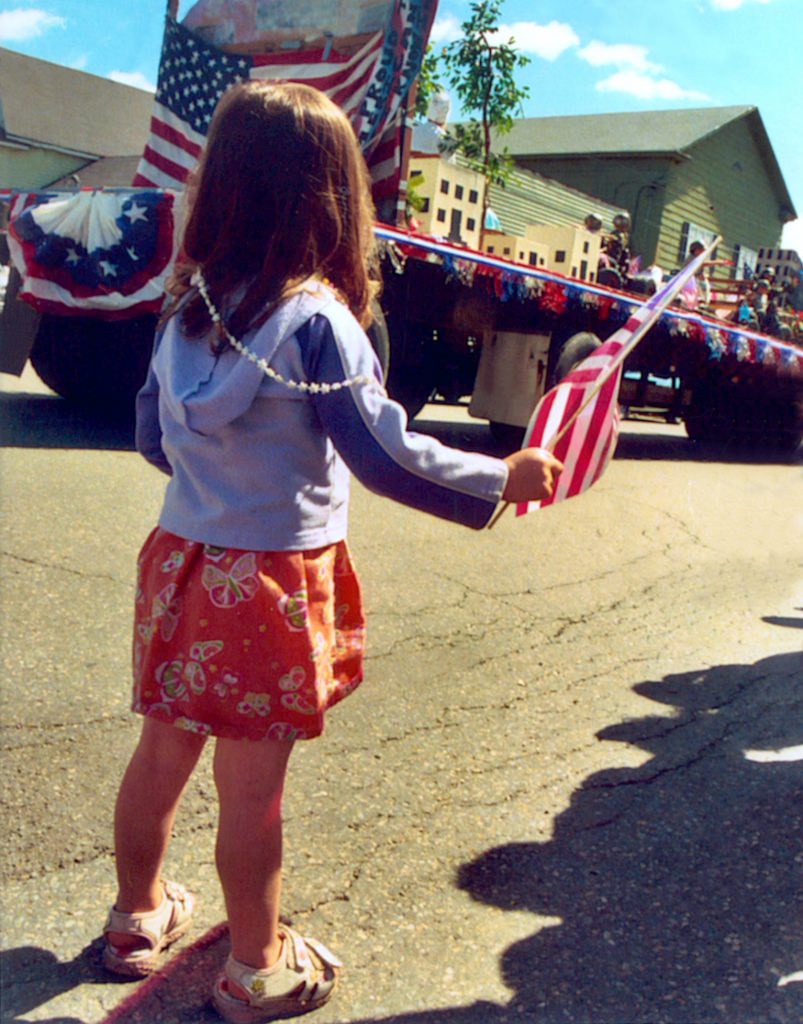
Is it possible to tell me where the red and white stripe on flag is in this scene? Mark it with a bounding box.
[516,338,625,514]
[514,241,720,516]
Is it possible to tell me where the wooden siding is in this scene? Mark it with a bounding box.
[510,113,788,275]
[0,146,86,190]
[510,154,674,265]
[487,164,620,236]
[658,117,784,272]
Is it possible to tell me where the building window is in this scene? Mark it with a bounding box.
[467,218,476,231]
[469,189,478,204]
[436,208,446,223]
[419,198,430,213]
[583,241,590,253]
[455,185,464,200]
[555,250,566,263]
[519,252,525,261]
[580,259,588,280]
[503,247,511,255]
[528,251,538,265]
[440,179,450,195]
[487,246,495,253]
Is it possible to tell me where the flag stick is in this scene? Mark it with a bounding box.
[488,237,722,529]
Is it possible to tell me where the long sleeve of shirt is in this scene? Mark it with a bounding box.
[299,313,508,530]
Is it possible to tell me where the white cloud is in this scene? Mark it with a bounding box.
[0,8,65,41]
[492,21,580,61]
[578,40,662,74]
[430,14,579,60]
[108,70,156,92]
[709,0,771,10]
[595,69,710,102]
[781,218,803,256]
[429,13,462,44]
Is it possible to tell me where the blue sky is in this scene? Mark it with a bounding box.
[2,0,801,249]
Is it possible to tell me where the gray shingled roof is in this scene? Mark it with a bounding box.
[0,47,153,158]
[497,105,755,158]
[495,104,794,219]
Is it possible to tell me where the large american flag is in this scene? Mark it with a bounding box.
[516,241,719,515]
[133,3,437,203]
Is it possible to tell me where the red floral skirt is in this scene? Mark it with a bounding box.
[131,528,365,740]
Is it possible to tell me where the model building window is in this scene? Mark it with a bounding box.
[440,180,450,195]
[467,218,476,231]
[436,208,446,222]
[419,198,430,213]
[487,246,495,253]
[454,185,464,200]
[503,247,511,255]
[469,189,479,204]
[555,250,566,263]
[528,251,538,265]
[583,241,590,253]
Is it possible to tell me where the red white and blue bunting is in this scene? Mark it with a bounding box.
[375,225,803,378]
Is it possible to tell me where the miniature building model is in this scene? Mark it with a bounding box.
[407,155,486,250]
[482,224,601,281]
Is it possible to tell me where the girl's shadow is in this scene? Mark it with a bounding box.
[0,942,99,1024]
[458,650,803,1023]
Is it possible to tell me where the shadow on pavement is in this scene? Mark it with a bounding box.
[0,393,135,451]
[6,649,799,1024]
[0,942,99,1024]
[455,648,803,1024]
[1,390,799,467]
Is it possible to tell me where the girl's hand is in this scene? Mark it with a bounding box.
[502,447,564,503]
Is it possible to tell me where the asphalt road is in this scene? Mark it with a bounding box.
[1,368,802,1024]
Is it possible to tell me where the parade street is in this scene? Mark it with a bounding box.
[1,369,801,1024]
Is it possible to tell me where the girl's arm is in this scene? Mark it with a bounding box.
[135,334,173,476]
[299,314,560,528]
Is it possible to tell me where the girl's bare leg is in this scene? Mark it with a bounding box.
[213,737,295,971]
[109,717,207,946]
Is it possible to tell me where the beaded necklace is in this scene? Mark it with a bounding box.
[192,271,375,394]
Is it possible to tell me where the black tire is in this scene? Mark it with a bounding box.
[489,421,526,451]
[551,332,602,386]
[684,377,803,453]
[366,302,390,382]
[30,313,157,415]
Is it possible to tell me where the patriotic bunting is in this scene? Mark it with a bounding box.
[6,190,177,318]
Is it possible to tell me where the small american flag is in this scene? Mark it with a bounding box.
[133,4,436,201]
[516,242,718,515]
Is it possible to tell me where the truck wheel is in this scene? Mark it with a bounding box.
[489,421,526,450]
[551,332,602,386]
[30,314,157,415]
[387,367,435,419]
[366,303,390,382]
[685,378,803,453]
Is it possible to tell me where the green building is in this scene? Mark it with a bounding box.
[498,105,796,278]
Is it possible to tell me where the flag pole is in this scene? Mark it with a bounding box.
[487,236,722,529]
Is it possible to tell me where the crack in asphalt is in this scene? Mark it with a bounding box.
[1,549,129,586]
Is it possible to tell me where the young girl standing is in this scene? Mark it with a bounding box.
[103,80,562,1022]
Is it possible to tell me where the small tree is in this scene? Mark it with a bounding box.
[439,0,530,244]
[414,45,444,121]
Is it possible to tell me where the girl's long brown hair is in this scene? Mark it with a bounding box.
[166,80,379,340]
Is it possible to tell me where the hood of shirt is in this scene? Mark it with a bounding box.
[154,285,337,436]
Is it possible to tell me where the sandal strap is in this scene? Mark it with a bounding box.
[104,880,192,950]
[284,927,342,972]
[224,928,342,1005]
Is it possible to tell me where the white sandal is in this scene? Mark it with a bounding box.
[102,880,195,977]
[212,927,342,1023]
